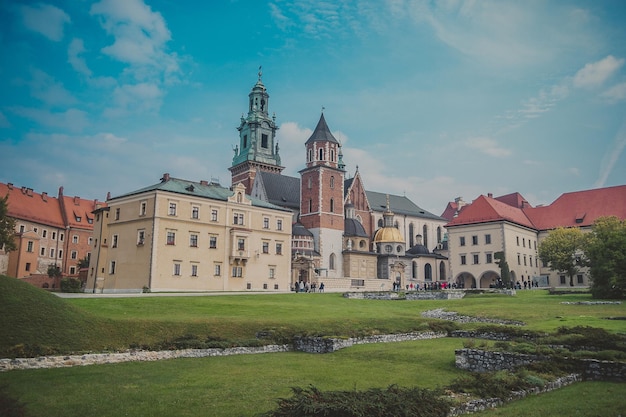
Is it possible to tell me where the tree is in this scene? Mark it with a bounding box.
[538,227,585,287]
[0,194,17,253]
[77,256,90,269]
[494,251,511,288]
[585,216,626,299]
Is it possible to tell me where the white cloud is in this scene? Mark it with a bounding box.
[68,38,92,77]
[573,55,624,89]
[27,68,77,107]
[601,82,626,102]
[464,137,511,157]
[104,82,163,117]
[11,107,89,133]
[19,3,70,41]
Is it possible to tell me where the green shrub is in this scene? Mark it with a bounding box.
[462,339,476,348]
[261,385,451,417]
[427,320,459,334]
[448,371,537,399]
[60,277,82,293]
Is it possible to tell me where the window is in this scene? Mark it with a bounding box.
[169,203,177,216]
[517,254,521,265]
[577,274,584,284]
[277,219,283,231]
[308,199,312,213]
[109,261,116,274]
[330,198,334,213]
[307,176,312,189]
[261,133,268,148]
[25,262,31,271]
[115,208,120,220]
[460,255,466,265]
[485,234,491,244]
[262,242,269,254]
[72,235,79,244]
[330,176,335,188]
[58,249,63,259]
[75,214,81,222]
[173,263,181,276]
[209,236,217,249]
[42,229,47,238]
[69,266,76,274]
[19,225,25,233]
[50,248,55,258]
[524,255,527,266]
[40,247,46,256]
[276,243,282,255]
[516,236,520,246]
[318,148,324,160]
[52,231,56,240]
[190,234,198,247]
[238,238,245,251]
[59,233,64,242]
[460,236,466,246]
[472,235,478,245]
[140,201,147,216]
[166,231,176,245]
[233,213,244,225]
[211,209,218,221]
[486,253,493,263]
[523,238,526,247]
[71,250,77,260]
[560,275,566,285]
[192,206,199,219]
[263,217,269,229]
[88,237,93,245]
[424,264,432,281]
[269,267,275,279]
[112,234,118,248]
[473,254,479,264]
[191,264,198,277]
[214,263,221,276]
[232,266,243,277]
[27,241,34,252]
[329,253,336,270]
[137,230,145,245]
[243,134,248,148]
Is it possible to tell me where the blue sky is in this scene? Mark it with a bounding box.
[1,0,625,215]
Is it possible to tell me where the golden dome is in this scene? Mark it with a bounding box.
[373,227,405,243]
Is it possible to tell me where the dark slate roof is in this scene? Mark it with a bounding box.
[292,221,314,237]
[366,190,445,221]
[258,171,300,210]
[406,244,430,255]
[344,218,368,237]
[305,113,340,145]
[112,176,291,212]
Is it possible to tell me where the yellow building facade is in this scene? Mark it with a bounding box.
[86,175,292,293]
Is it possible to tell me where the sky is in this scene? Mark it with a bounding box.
[1,0,625,216]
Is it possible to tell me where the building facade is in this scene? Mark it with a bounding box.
[0,182,99,287]
[443,186,626,288]
[86,175,292,293]
[232,75,450,292]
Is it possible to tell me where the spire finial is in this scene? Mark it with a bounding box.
[258,65,262,81]
[321,106,325,113]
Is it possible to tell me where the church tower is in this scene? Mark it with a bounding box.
[299,112,346,278]
[229,68,283,194]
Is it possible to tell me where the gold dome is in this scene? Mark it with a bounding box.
[373,227,405,243]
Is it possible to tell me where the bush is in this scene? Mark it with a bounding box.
[60,277,82,293]
[261,385,451,417]
[448,371,537,399]
[427,320,459,334]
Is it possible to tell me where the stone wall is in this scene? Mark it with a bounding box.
[343,291,465,300]
[294,331,447,354]
[455,348,626,382]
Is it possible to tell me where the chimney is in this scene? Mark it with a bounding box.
[488,193,493,198]
[106,192,111,201]
[161,173,170,182]
[74,196,80,205]
[7,183,13,190]
[26,188,33,197]
[58,186,64,197]
[42,192,48,202]
[200,180,208,186]
[21,186,27,194]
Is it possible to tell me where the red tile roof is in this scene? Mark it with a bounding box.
[525,185,626,230]
[445,194,535,229]
[0,183,64,227]
[445,185,626,231]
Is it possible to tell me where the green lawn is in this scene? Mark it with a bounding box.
[1,276,625,417]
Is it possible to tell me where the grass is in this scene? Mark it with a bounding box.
[1,275,625,416]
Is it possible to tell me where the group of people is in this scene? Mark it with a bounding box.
[392,281,455,291]
[294,281,324,293]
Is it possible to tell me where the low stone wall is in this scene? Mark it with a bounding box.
[447,374,581,416]
[455,348,542,373]
[422,309,525,326]
[294,331,447,354]
[450,330,540,342]
[455,348,626,382]
[0,345,291,371]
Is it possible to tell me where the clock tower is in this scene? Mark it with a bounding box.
[229,68,283,194]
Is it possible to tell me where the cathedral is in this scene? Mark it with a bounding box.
[229,72,449,292]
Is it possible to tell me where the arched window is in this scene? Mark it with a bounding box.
[330,149,335,162]
[319,148,324,161]
[423,225,428,249]
[424,264,432,281]
[308,177,312,189]
[409,223,415,247]
[309,199,312,213]
[378,218,383,227]
[330,198,334,212]
[308,149,313,162]
[439,261,446,281]
[330,176,334,188]
[329,253,336,270]
[437,226,442,243]
[412,261,418,279]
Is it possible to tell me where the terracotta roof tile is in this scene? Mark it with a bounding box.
[446,194,534,229]
[0,183,65,227]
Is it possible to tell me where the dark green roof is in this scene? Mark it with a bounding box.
[111,176,291,212]
[365,190,445,221]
